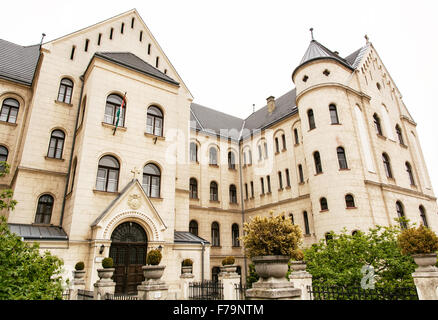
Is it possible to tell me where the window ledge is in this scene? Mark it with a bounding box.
[249,196,255,200]
[209,200,220,203]
[54,100,73,107]
[281,148,287,152]
[228,168,237,171]
[308,128,316,132]
[0,120,18,127]
[285,186,291,190]
[410,184,417,189]
[190,161,199,165]
[339,168,350,171]
[101,122,127,131]
[209,164,219,168]
[266,192,272,195]
[400,143,408,149]
[260,193,265,197]
[320,209,329,213]
[304,234,312,238]
[45,156,65,162]
[376,134,387,140]
[278,188,284,192]
[331,123,342,126]
[93,189,120,195]
[211,246,222,248]
[144,132,165,140]
[149,197,163,201]
[294,143,300,147]
[298,182,305,185]
[275,151,280,156]
[314,172,323,176]
[190,197,200,201]
[346,207,358,210]
[229,202,239,205]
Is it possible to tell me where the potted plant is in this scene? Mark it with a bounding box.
[181,259,193,274]
[397,225,438,271]
[241,212,302,281]
[97,257,114,282]
[289,249,307,272]
[73,261,85,280]
[221,256,237,274]
[142,249,165,282]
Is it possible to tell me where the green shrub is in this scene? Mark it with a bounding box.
[182,259,193,267]
[397,225,438,255]
[146,249,162,265]
[222,256,235,266]
[101,257,113,269]
[75,261,85,271]
[241,211,302,258]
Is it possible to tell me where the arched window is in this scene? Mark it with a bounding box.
[308,109,316,130]
[373,113,383,136]
[57,78,73,104]
[406,162,415,185]
[303,211,310,235]
[229,184,237,204]
[104,94,125,126]
[329,104,339,124]
[0,146,8,163]
[314,151,323,174]
[232,224,240,247]
[345,194,356,208]
[396,201,407,229]
[396,125,404,145]
[209,147,218,165]
[190,142,198,162]
[382,153,393,178]
[146,106,163,136]
[419,206,428,227]
[35,194,54,224]
[96,155,120,192]
[189,178,198,199]
[337,147,348,170]
[210,181,218,201]
[211,222,220,246]
[248,149,252,165]
[143,163,161,198]
[0,98,19,123]
[228,151,236,170]
[320,197,328,211]
[189,220,198,236]
[47,130,65,159]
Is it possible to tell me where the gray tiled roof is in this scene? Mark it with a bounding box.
[95,52,179,86]
[174,231,210,244]
[8,223,68,241]
[0,39,40,86]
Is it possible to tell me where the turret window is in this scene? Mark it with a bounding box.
[406,162,415,185]
[337,147,348,170]
[314,151,323,174]
[329,104,339,124]
[308,109,316,130]
[373,113,383,136]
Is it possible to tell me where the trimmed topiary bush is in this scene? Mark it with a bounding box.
[101,257,113,269]
[290,249,304,261]
[182,258,193,267]
[75,261,85,271]
[146,249,162,266]
[222,256,235,266]
[397,225,438,255]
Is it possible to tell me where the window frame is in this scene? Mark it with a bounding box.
[96,155,120,192]
[142,163,161,198]
[210,181,218,201]
[47,129,65,159]
[329,104,339,124]
[337,147,348,170]
[104,94,125,126]
[382,153,393,179]
[232,224,240,247]
[314,151,323,174]
[57,78,74,104]
[308,109,316,130]
[211,222,220,247]
[345,194,356,208]
[189,178,198,199]
[146,105,164,137]
[34,194,54,225]
[0,98,20,123]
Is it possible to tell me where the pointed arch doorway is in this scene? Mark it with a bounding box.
[109,221,147,294]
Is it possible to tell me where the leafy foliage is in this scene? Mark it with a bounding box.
[0,216,65,300]
[397,225,438,255]
[241,211,302,258]
[304,225,417,289]
[246,263,259,288]
[291,249,304,261]
[101,257,113,268]
[146,249,162,265]
[0,162,17,212]
[222,256,235,266]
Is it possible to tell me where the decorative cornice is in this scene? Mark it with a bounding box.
[364,180,436,201]
[296,82,371,105]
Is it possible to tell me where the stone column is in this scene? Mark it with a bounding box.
[411,254,438,300]
[288,262,312,300]
[180,273,195,300]
[70,270,86,300]
[93,268,116,300]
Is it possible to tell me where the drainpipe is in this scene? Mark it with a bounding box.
[59,75,85,227]
[201,241,205,282]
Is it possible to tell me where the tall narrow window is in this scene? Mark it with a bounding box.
[285,169,291,187]
[121,23,125,34]
[289,213,294,224]
[35,194,54,225]
[337,147,348,169]
[47,130,65,159]
[308,109,315,130]
[267,175,271,193]
[155,56,159,68]
[190,142,198,162]
[294,128,299,145]
[329,104,339,124]
[84,39,89,52]
[320,197,328,211]
[211,222,220,246]
[57,78,74,104]
[104,94,125,126]
[98,33,102,45]
[406,162,415,185]
[189,178,198,199]
[210,181,218,201]
[232,224,240,247]
[0,98,19,123]
[146,105,164,136]
[139,31,143,42]
[143,163,161,198]
[248,150,252,165]
[70,46,76,60]
[264,142,268,159]
[209,147,218,165]
[258,145,262,160]
[298,164,304,183]
[373,113,383,135]
[278,171,283,189]
[303,211,310,235]
[189,220,198,236]
[229,185,237,204]
[96,155,119,192]
[245,183,248,200]
[243,152,247,166]
[345,194,356,208]
[396,201,407,229]
[382,153,393,178]
[396,125,404,145]
[275,137,280,153]
[282,134,287,150]
[131,17,135,28]
[260,178,265,195]
[419,206,428,227]
[147,43,151,55]
[314,151,323,174]
[250,181,254,198]
[228,152,236,170]
[110,28,114,39]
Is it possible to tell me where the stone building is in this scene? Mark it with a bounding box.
[1,9,437,296]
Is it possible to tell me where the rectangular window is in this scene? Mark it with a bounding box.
[110,28,114,39]
[243,152,247,166]
[84,39,89,52]
[98,33,102,45]
[70,46,76,60]
[260,178,264,195]
[155,56,159,68]
[303,211,310,235]
[131,17,135,28]
[298,165,304,183]
[139,31,143,42]
[285,169,291,187]
[148,43,151,55]
[278,172,283,189]
[294,129,299,145]
[248,150,252,165]
[245,183,248,200]
[267,175,271,193]
[121,23,125,34]
[250,181,254,198]
[258,145,262,161]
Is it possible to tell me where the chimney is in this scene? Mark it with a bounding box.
[267,96,275,113]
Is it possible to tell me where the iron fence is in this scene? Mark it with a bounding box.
[77,289,95,300]
[234,283,250,300]
[105,293,138,300]
[189,281,224,300]
[61,289,71,300]
[307,285,419,300]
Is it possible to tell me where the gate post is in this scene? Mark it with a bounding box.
[93,268,116,300]
[222,272,240,300]
[180,272,195,300]
[288,261,312,300]
[70,270,86,300]
[412,263,438,300]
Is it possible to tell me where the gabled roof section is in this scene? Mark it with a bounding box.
[174,231,210,245]
[0,39,40,86]
[94,52,179,86]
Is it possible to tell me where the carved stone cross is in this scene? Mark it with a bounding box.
[131,167,141,180]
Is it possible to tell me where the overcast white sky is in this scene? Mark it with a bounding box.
[2,0,438,194]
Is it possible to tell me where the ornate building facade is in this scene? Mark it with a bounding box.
[1,9,437,296]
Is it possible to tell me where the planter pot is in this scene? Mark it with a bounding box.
[220,265,237,274]
[142,265,166,281]
[252,255,290,280]
[290,261,307,272]
[73,270,86,280]
[181,266,193,274]
[97,268,115,282]
[412,253,437,272]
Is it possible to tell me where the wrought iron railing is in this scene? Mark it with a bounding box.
[77,289,95,300]
[105,293,138,300]
[234,283,249,300]
[189,281,224,300]
[307,285,419,300]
